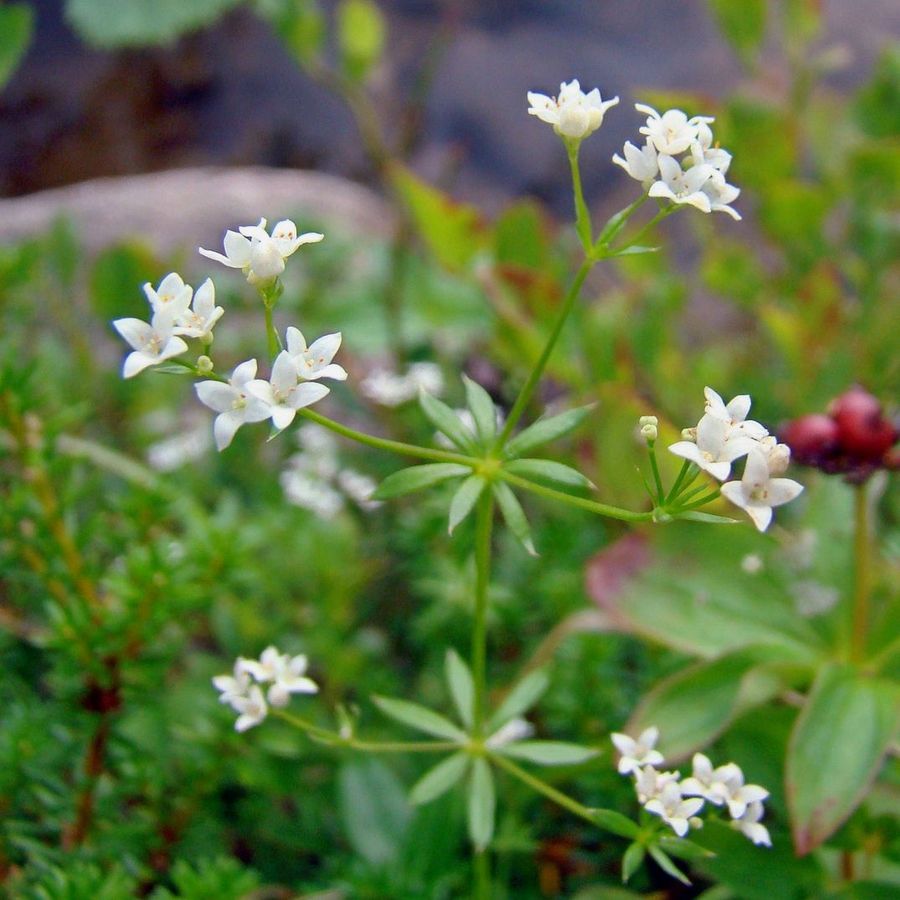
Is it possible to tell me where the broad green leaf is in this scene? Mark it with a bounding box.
[336,0,385,82]
[419,390,476,452]
[495,740,597,766]
[627,647,799,760]
[503,405,593,459]
[621,842,645,882]
[493,481,536,556]
[489,668,550,731]
[409,753,469,806]
[467,758,495,851]
[448,475,487,534]
[787,663,900,854]
[338,758,411,864]
[504,458,593,490]
[372,463,469,500]
[462,375,497,445]
[372,696,466,742]
[390,164,485,270]
[444,649,474,729]
[707,0,767,65]
[0,3,32,90]
[647,846,690,885]
[590,808,641,840]
[65,0,242,46]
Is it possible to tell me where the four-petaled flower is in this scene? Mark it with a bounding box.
[611,726,665,774]
[286,327,348,382]
[721,445,804,532]
[113,310,189,378]
[143,272,193,317]
[174,278,224,341]
[212,660,252,706]
[528,79,619,140]
[680,753,738,806]
[668,412,758,481]
[637,104,712,156]
[648,155,716,212]
[612,140,659,187]
[232,684,269,733]
[195,359,271,451]
[643,780,705,837]
[246,351,331,432]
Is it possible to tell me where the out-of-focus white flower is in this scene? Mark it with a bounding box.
[644,780,705,837]
[174,278,224,340]
[648,154,715,212]
[527,79,619,140]
[281,468,345,518]
[232,684,268,732]
[715,763,770,820]
[360,362,444,407]
[240,646,319,707]
[143,273,192,317]
[147,423,212,471]
[732,800,772,847]
[113,310,189,378]
[680,753,738,806]
[721,446,804,532]
[337,469,380,510]
[195,359,271,451]
[611,726,665,775]
[485,718,535,750]
[637,104,712,156]
[741,553,764,574]
[285,327,348,382]
[212,661,252,706]
[791,579,840,617]
[668,412,757,481]
[612,140,659,186]
[633,765,680,804]
[246,351,330,432]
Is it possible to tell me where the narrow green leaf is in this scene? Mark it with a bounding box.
[448,475,487,534]
[0,3,33,89]
[371,696,466,742]
[493,481,537,556]
[622,841,646,882]
[672,510,740,524]
[597,203,638,247]
[503,405,593,459]
[372,463,469,500]
[648,846,691,885]
[495,740,597,766]
[336,0,386,81]
[787,663,900,854]
[504,458,593,490]
[591,808,641,839]
[409,753,469,806]
[657,835,715,860]
[419,390,477,452]
[462,375,497,445]
[467,758,495,851]
[445,649,475,729]
[610,244,659,257]
[489,668,550,731]
[264,0,325,65]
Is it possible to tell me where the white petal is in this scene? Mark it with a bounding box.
[122,351,155,378]
[285,326,307,355]
[271,352,299,392]
[195,381,237,413]
[766,478,804,508]
[288,382,330,410]
[113,317,152,351]
[271,405,297,431]
[231,359,258,389]
[213,410,246,451]
[306,332,342,363]
[223,230,252,265]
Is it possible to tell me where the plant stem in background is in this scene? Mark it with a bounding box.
[850,481,872,663]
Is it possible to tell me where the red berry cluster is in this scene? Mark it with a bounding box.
[781,387,898,483]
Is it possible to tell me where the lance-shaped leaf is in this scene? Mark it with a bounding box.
[419,390,477,452]
[494,740,597,766]
[467,757,495,851]
[462,375,497,445]
[610,244,659,257]
[489,668,550,731]
[493,481,537,556]
[622,841,646,882]
[372,696,467,742]
[504,458,593,490]
[671,510,740,524]
[409,752,470,806]
[657,836,714,861]
[503,405,593,459]
[445,649,475,729]
[591,808,641,839]
[372,463,470,500]
[648,846,690,885]
[448,475,487,534]
[787,663,900,854]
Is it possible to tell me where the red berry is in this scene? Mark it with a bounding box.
[781,414,839,465]
[830,387,896,460]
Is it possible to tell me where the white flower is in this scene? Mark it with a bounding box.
[668,412,758,481]
[143,272,192,317]
[232,684,268,732]
[485,718,535,749]
[246,351,330,432]
[240,645,319,707]
[648,154,715,212]
[336,468,381,510]
[147,424,212,472]
[715,763,770,820]
[703,387,768,440]
[240,218,324,259]
[212,660,252,706]
[528,79,619,140]
[644,780,705,837]
[113,310,189,378]
[721,446,804,532]
[702,170,742,220]
[195,360,271,451]
[611,726,665,775]
[732,800,772,847]
[359,362,444,407]
[680,753,737,806]
[612,140,659,186]
[637,104,713,156]
[633,765,680,804]
[285,327,348,381]
[174,278,224,340]
[281,468,345,518]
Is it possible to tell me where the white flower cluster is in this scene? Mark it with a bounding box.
[527,79,619,141]
[200,217,323,285]
[213,646,319,732]
[359,362,444,407]
[668,387,804,531]
[612,727,771,846]
[113,273,224,378]
[613,104,741,220]
[280,425,380,518]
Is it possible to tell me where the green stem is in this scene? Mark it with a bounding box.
[497,258,594,446]
[474,849,491,900]
[263,303,279,359]
[298,408,477,466]
[498,470,653,523]
[850,482,872,663]
[594,194,648,252]
[665,460,695,504]
[646,442,665,504]
[567,140,593,252]
[672,488,720,513]
[610,204,678,255]
[471,491,495,735]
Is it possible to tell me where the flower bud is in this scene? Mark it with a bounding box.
[639,415,658,428]
[196,355,214,375]
[641,422,658,441]
[248,238,286,284]
[681,427,697,441]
